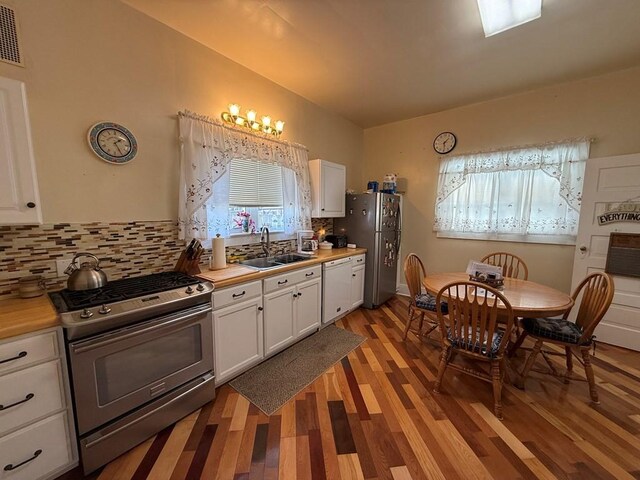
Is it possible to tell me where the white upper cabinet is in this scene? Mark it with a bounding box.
[309,159,346,217]
[0,77,42,224]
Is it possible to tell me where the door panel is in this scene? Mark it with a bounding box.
[295,279,321,337]
[263,287,296,356]
[572,153,640,350]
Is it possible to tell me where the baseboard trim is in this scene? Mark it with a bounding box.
[397,283,409,296]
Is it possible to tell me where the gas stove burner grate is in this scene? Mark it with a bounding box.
[54,271,201,311]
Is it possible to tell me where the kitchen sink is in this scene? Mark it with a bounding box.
[240,253,310,270]
[272,253,310,264]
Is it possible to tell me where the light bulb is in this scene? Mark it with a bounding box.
[235,117,245,126]
[261,116,271,127]
[229,104,241,116]
[275,120,285,132]
[247,110,257,122]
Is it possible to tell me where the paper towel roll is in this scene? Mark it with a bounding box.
[211,234,227,270]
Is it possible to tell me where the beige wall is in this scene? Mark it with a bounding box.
[0,0,363,223]
[364,67,640,292]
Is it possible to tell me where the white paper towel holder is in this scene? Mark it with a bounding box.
[210,233,228,270]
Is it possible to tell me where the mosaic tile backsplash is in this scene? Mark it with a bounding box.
[0,219,333,299]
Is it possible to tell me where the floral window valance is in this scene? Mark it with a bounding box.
[177,110,312,240]
[434,139,591,241]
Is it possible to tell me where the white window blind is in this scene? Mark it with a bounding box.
[229,158,283,207]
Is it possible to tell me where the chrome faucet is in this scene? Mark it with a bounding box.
[260,226,270,257]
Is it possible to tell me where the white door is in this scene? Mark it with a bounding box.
[571,153,640,351]
[213,298,264,384]
[0,77,42,224]
[295,278,321,338]
[321,162,346,217]
[351,265,365,309]
[263,287,296,356]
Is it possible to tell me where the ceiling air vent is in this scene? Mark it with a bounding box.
[0,4,23,66]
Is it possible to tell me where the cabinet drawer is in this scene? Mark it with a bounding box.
[0,331,58,375]
[263,266,321,293]
[351,254,366,266]
[0,412,71,480]
[0,360,65,436]
[213,281,262,310]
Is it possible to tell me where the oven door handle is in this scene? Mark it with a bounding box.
[70,304,211,354]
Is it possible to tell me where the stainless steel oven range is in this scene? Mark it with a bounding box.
[49,271,215,474]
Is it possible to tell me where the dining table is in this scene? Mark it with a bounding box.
[422,272,574,319]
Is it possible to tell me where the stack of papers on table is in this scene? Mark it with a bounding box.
[465,260,503,280]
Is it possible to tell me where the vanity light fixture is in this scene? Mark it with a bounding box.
[221,104,285,137]
[476,0,541,37]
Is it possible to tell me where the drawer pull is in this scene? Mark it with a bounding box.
[232,291,246,298]
[357,259,363,262]
[4,449,42,471]
[0,393,34,411]
[278,279,288,285]
[0,351,27,365]
[305,272,314,277]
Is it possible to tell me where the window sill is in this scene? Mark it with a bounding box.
[435,231,576,246]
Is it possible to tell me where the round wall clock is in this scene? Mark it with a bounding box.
[87,122,138,164]
[433,131,457,154]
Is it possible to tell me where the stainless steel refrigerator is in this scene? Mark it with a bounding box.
[334,193,401,308]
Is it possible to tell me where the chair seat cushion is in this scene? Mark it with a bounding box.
[415,293,448,314]
[447,328,504,358]
[522,317,583,344]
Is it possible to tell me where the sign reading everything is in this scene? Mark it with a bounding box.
[598,201,640,225]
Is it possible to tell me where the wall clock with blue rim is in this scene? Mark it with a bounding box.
[87,122,138,164]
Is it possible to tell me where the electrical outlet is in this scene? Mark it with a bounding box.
[55,258,72,277]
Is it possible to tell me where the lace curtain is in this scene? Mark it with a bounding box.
[178,111,312,240]
[434,139,590,238]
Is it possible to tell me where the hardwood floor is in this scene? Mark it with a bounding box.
[59,295,640,479]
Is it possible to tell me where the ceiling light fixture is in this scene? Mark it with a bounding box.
[476,0,541,37]
[221,104,285,137]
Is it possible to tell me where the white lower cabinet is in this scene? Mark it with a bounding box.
[0,413,72,480]
[351,255,366,309]
[263,286,296,356]
[296,278,322,338]
[0,328,77,479]
[213,281,264,385]
[263,266,321,357]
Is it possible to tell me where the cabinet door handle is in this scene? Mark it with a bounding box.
[232,291,246,298]
[26,202,36,209]
[278,279,288,285]
[352,273,356,277]
[297,292,303,297]
[257,306,263,311]
[305,272,314,277]
[4,449,42,471]
[0,393,34,411]
[293,293,298,298]
[0,351,27,365]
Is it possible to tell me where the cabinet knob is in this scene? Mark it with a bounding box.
[257,306,263,311]
[26,202,36,209]
[352,273,356,277]
[293,293,298,298]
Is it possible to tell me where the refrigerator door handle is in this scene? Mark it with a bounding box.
[395,229,401,256]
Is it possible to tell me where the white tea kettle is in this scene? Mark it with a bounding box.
[65,253,108,291]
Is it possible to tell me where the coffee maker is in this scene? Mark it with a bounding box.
[296,230,318,256]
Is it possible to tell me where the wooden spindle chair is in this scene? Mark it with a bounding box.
[402,253,447,341]
[481,252,529,280]
[433,282,515,419]
[513,272,614,403]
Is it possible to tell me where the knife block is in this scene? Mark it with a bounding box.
[174,248,203,275]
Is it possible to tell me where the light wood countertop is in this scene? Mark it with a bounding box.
[0,295,60,341]
[198,247,367,289]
